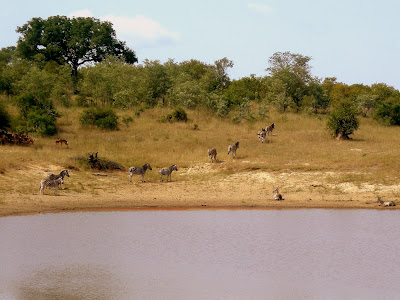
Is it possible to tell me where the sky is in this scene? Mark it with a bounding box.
[1,0,400,89]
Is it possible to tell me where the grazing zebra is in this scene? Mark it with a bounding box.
[265,123,275,136]
[129,163,152,182]
[376,197,396,207]
[228,142,239,158]
[46,169,70,181]
[159,164,178,182]
[257,128,267,143]
[39,177,64,195]
[208,148,217,163]
[273,188,284,201]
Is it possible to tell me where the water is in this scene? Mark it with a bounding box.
[1,209,400,299]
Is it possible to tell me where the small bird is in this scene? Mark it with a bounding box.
[273,189,284,201]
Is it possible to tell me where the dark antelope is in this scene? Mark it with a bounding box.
[376,197,396,207]
[56,138,69,148]
[228,142,239,158]
[129,163,152,182]
[208,148,217,163]
[159,164,178,182]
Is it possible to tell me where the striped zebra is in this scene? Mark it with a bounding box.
[129,163,152,182]
[257,128,267,143]
[273,188,284,201]
[158,164,178,182]
[39,177,64,195]
[208,148,217,163]
[228,142,239,158]
[46,169,70,181]
[265,123,275,136]
[377,197,396,207]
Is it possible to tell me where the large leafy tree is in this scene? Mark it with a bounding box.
[16,16,137,80]
[266,51,313,112]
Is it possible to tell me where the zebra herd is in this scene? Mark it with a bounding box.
[39,169,70,195]
[258,123,275,143]
[37,121,396,206]
[128,163,179,182]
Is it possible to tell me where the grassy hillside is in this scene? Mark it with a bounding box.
[1,105,400,215]
[1,106,400,180]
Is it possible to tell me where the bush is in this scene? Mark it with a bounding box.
[159,107,188,123]
[0,103,11,130]
[373,98,400,126]
[326,101,359,140]
[171,107,188,122]
[26,110,58,136]
[80,107,119,130]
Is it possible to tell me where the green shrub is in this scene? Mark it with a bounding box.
[26,110,58,136]
[326,101,359,140]
[171,107,188,122]
[159,107,188,123]
[80,107,119,130]
[373,98,400,126]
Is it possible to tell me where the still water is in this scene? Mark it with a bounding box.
[1,209,400,299]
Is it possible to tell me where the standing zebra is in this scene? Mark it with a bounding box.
[46,169,70,181]
[158,164,178,182]
[208,148,217,163]
[266,123,275,136]
[39,177,64,195]
[129,163,152,182]
[257,128,267,143]
[228,142,239,158]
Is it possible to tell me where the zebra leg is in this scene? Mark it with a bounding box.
[129,174,133,183]
[142,174,145,182]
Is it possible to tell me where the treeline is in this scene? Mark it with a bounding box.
[0,16,400,136]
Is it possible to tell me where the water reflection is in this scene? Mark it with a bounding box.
[14,265,120,300]
[1,209,400,299]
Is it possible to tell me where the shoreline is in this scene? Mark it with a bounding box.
[1,167,399,218]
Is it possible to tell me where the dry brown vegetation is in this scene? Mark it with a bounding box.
[1,106,400,217]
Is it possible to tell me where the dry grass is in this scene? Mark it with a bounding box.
[1,105,400,216]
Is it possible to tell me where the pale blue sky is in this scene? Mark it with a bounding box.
[1,0,400,89]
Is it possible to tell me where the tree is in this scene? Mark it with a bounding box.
[16,16,137,81]
[266,51,313,112]
[326,101,359,140]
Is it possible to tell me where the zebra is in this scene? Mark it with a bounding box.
[129,163,152,182]
[266,123,275,136]
[46,169,70,181]
[273,188,284,201]
[208,148,217,163]
[158,164,178,182]
[228,142,239,158]
[39,177,64,195]
[376,197,396,207]
[257,128,267,143]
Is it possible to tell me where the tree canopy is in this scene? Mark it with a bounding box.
[16,16,137,78]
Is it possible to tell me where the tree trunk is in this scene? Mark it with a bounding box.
[336,132,350,140]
